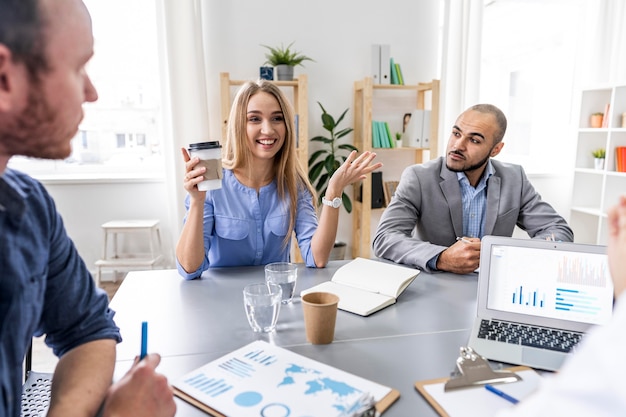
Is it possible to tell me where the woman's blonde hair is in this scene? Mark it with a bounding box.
[222,80,316,246]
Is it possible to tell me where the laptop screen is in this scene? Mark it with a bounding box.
[484,240,613,327]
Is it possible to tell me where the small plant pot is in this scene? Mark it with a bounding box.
[590,114,603,128]
[594,158,605,170]
[275,65,294,81]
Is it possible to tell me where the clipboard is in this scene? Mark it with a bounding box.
[172,341,400,416]
[415,366,540,417]
[175,387,400,416]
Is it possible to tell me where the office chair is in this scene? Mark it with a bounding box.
[21,341,52,417]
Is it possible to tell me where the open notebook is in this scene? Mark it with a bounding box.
[468,236,614,371]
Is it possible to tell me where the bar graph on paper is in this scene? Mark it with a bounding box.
[183,375,233,398]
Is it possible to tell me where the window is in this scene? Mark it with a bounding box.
[479,0,585,173]
[8,0,165,178]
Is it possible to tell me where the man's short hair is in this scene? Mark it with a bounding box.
[469,104,507,143]
[0,0,49,79]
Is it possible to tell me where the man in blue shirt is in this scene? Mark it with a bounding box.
[373,104,573,274]
[0,0,175,416]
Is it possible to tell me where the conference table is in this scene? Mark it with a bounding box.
[110,261,481,416]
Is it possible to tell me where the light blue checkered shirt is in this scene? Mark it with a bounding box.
[427,161,495,270]
[457,160,494,239]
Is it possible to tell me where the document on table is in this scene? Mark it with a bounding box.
[173,340,399,416]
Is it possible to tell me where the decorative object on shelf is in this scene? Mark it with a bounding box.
[261,42,314,81]
[383,181,400,206]
[308,102,358,213]
[622,112,626,128]
[259,66,274,80]
[591,148,606,170]
[590,112,604,128]
[395,132,403,147]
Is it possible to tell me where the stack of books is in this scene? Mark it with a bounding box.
[371,120,396,148]
[390,57,404,85]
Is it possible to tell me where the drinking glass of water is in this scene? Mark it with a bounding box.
[243,283,282,333]
[265,262,298,304]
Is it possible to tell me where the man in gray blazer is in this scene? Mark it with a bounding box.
[373,104,573,274]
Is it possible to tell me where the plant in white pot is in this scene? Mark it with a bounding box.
[308,102,359,260]
[261,42,314,81]
[591,148,606,170]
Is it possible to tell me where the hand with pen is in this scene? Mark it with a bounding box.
[100,322,176,417]
[435,236,481,274]
[100,353,176,417]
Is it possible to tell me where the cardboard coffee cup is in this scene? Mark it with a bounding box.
[301,292,339,344]
[188,141,223,191]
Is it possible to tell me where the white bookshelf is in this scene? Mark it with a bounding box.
[570,84,626,244]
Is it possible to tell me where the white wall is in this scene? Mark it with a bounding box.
[43,179,176,280]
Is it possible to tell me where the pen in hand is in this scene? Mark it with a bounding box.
[485,384,519,405]
[140,321,148,360]
[456,236,472,244]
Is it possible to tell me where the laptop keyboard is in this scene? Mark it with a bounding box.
[478,319,583,353]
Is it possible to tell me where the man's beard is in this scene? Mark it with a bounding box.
[446,150,491,173]
[1,81,70,160]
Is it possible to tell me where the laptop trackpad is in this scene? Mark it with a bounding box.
[522,347,565,371]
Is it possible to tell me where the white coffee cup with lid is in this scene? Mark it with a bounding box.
[188,141,223,191]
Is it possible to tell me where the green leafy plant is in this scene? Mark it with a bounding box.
[261,42,314,67]
[591,148,606,159]
[308,102,358,213]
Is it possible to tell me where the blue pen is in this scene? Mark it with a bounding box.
[485,384,519,405]
[140,321,148,360]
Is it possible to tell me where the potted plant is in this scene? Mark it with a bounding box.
[590,112,604,128]
[261,42,314,81]
[308,102,358,260]
[591,148,606,170]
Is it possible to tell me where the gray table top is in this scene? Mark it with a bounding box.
[110,261,479,416]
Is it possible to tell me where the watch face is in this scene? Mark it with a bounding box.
[259,66,274,80]
[331,197,341,208]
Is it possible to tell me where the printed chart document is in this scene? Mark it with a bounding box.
[301,257,419,316]
[173,340,399,417]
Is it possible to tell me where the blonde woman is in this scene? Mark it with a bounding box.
[176,80,381,279]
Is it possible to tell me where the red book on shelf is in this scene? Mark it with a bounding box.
[618,147,626,173]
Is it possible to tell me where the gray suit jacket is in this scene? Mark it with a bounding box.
[372,157,573,272]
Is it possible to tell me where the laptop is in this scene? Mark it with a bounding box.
[467,235,614,371]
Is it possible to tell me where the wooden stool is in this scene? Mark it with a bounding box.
[95,219,163,286]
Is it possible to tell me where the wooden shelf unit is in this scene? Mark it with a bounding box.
[570,84,626,245]
[351,77,440,259]
[219,72,308,170]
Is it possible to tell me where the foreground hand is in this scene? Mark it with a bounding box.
[437,237,481,274]
[608,195,626,298]
[180,147,207,199]
[325,151,383,196]
[102,353,176,417]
